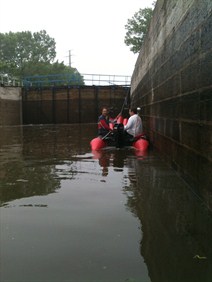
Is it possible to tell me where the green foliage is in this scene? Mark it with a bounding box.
[0,30,84,85]
[23,66,84,87]
[124,5,155,54]
[0,30,56,77]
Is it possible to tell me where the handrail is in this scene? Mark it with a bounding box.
[1,73,131,87]
[82,74,131,86]
[0,74,22,87]
[23,73,131,87]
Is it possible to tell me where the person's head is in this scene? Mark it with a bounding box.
[101,107,109,116]
[129,108,137,116]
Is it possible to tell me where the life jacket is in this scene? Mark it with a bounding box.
[98,115,111,136]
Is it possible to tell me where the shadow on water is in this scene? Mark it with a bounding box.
[0,124,212,282]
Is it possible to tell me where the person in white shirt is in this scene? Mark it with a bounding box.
[124,108,143,139]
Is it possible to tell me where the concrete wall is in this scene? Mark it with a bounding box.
[131,0,212,192]
[0,87,22,125]
[22,85,129,124]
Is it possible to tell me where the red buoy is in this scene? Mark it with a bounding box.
[123,118,128,125]
[90,137,106,150]
[117,116,124,124]
[109,123,114,130]
[133,138,149,151]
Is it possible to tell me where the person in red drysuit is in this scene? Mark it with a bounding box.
[98,107,120,137]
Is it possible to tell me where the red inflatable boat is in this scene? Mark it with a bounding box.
[90,117,149,151]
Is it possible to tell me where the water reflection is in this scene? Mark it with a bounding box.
[92,148,147,177]
[123,156,212,282]
[0,124,97,206]
[92,145,212,281]
[1,124,150,282]
[1,124,212,282]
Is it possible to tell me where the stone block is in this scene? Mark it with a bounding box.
[181,122,201,151]
[162,98,181,119]
[180,92,200,120]
[198,124,212,159]
[174,143,200,187]
[165,119,180,142]
[201,13,212,53]
[200,89,212,122]
[155,117,165,134]
[199,51,212,89]
[181,60,201,94]
[154,75,180,102]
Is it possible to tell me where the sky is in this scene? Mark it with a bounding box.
[0,0,154,77]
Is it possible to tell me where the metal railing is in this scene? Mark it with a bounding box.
[82,74,131,86]
[22,73,131,87]
[0,73,131,87]
[0,74,22,87]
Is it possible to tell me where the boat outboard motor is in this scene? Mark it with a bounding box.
[113,123,125,148]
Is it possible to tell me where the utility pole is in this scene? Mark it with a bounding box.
[68,50,72,68]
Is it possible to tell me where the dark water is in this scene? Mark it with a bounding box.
[0,124,211,282]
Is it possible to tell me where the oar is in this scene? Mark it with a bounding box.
[102,131,112,140]
[120,98,126,114]
[120,87,130,115]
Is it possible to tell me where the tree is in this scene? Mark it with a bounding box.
[23,61,84,86]
[0,30,56,77]
[0,30,84,85]
[124,3,155,54]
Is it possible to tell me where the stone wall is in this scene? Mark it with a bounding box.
[131,0,212,192]
[0,87,22,125]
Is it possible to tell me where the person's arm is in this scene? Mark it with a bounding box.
[99,118,111,131]
[124,116,133,130]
